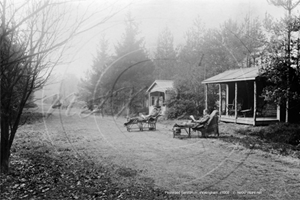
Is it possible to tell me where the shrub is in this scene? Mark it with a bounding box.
[264,123,300,146]
[165,98,198,119]
[236,123,300,146]
[164,88,201,119]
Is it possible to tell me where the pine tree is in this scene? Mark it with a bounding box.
[153,26,177,79]
[260,0,300,122]
[79,35,111,106]
[104,13,155,114]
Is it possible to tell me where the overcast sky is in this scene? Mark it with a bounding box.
[56,0,289,79]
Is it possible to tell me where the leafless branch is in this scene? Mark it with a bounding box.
[1,0,130,171]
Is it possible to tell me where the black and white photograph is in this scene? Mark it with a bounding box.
[1,0,300,199]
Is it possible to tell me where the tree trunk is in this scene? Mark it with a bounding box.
[1,116,11,174]
[286,7,292,123]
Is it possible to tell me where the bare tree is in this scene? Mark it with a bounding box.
[0,0,129,173]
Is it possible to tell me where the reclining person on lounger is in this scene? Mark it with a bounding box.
[140,106,161,120]
[173,109,210,128]
[190,109,210,125]
[124,106,161,126]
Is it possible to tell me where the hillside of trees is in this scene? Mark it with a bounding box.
[79,2,299,120]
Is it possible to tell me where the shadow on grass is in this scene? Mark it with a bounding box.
[173,133,219,140]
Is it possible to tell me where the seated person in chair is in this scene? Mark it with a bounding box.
[174,109,210,128]
[190,109,210,125]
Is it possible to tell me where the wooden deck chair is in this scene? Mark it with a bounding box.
[192,110,219,137]
[124,113,161,132]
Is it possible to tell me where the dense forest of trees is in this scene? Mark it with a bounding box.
[79,13,155,116]
[80,5,298,119]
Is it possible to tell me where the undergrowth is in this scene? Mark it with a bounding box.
[235,123,300,146]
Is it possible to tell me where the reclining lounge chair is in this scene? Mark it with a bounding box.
[173,110,219,138]
[124,114,161,132]
[191,110,219,137]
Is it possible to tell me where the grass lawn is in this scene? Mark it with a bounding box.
[1,111,300,200]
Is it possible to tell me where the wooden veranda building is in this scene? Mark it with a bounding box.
[202,67,280,126]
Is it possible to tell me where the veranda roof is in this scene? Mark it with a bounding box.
[202,67,259,84]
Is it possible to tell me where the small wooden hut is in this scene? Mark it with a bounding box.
[202,67,280,126]
[146,80,174,115]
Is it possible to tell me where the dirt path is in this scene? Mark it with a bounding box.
[23,111,300,200]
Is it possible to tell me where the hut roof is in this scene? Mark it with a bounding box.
[146,80,174,93]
